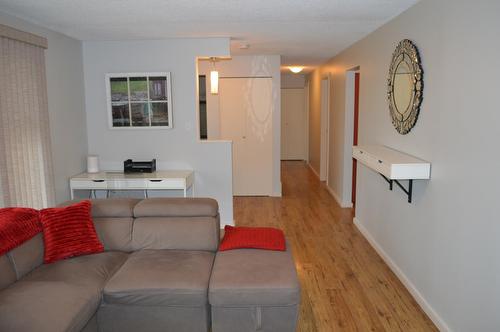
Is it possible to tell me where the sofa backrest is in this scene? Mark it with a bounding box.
[90,198,220,252]
[0,233,44,290]
[0,197,220,289]
[7,234,44,278]
[0,254,16,291]
[91,198,140,252]
[131,198,220,252]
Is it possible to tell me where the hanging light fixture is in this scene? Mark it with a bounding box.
[210,57,219,94]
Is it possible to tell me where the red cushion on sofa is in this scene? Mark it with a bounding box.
[40,200,103,263]
[219,225,286,251]
[0,208,42,256]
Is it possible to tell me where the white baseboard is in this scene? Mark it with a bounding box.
[307,162,320,179]
[308,162,352,209]
[326,185,353,208]
[271,182,282,197]
[353,217,450,332]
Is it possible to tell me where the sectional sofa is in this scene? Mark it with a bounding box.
[0,198,300,332]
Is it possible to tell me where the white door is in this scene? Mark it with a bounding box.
[281,88,306,160]
[320,78,330,182]
[219,78,273,196]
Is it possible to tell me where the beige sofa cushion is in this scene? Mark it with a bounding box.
[131,217,219,251]
[0,281,100,332]
[23,251,128,288]
[104,249,214,306]
[209,247,300,307]
[0,252,128,332]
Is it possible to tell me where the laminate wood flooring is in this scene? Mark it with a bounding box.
[233,161,437,332]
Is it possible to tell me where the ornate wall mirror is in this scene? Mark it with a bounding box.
[387,39,423,134]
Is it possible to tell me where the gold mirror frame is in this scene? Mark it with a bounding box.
[387,39,423,135]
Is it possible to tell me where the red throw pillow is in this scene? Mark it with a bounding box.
[0,208,42,256]
[39,200,103,263]
[219,225,286,251]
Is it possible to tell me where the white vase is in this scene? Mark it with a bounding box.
[87,155,100,173]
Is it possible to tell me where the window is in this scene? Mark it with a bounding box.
[0,25,55,208]
[106,72,173,129]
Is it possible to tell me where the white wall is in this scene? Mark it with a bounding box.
[281,73,305,89]
[198,56,282,196]
[0,11,88,205]
[310,0,500,330]
[307,69,322,174]
[82,38,235,225]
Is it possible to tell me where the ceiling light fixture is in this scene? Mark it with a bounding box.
[289,66,304,74]
[210,57,219,95]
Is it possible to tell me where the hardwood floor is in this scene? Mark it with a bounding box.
[234,161,437,332]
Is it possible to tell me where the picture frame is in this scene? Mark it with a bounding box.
[105,72,173,129]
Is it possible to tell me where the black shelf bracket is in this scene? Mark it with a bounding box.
[380,174,413,203]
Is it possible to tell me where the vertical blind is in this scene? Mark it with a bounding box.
[0,25,55,208]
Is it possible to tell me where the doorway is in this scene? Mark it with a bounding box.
[341,68,360,210]
[352,72,360,208]
[198,75,207,139]
[281,88,306,160]
[320,77,330,183]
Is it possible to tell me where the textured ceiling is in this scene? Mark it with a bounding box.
[0,0,418,68]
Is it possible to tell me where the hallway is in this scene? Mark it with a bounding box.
[234,161,437,331]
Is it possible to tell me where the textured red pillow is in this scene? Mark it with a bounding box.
[0,208,42,256]
[219,225,286,251]
[39,200,103,263]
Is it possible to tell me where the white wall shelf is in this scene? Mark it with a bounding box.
[352,145,431,203]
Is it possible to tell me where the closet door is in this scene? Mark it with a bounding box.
[219,78,273,196]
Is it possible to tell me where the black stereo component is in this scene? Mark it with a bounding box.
[123,159,156,173]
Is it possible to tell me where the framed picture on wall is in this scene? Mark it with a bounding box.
[105,72,173,129]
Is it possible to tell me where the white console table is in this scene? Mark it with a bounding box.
[70,170,194,199]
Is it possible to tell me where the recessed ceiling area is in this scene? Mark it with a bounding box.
[0,0,419,69]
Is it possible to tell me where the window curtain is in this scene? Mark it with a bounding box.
[0,24,55,208]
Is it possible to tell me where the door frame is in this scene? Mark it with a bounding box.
[341,66,360,209]
[320,75,331,184]
[352,72,360,208]
[305,81,310,163]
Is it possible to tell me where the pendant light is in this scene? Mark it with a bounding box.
[210,57,219,94]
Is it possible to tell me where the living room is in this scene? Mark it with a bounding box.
[1,0,499,331]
